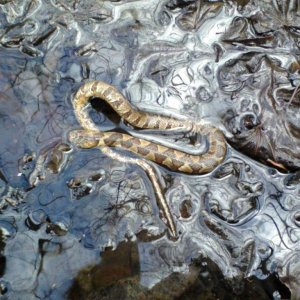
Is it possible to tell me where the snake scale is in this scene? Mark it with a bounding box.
[69,80,227,238]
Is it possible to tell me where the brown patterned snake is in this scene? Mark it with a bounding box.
[68,80,227,238]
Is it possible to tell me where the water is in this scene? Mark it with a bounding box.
[0,0,299,298]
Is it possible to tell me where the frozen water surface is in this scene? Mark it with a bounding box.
[0,0,299,299]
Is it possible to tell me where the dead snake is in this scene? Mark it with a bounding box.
[68,80,227,238]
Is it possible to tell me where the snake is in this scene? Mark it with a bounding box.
[68,80,227,238]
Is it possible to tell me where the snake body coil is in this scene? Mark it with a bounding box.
[69,80,227,238]
[69,80,227,174]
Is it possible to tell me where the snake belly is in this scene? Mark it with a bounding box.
[69,80,227,174]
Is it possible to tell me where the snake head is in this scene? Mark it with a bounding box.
[68,130,100,149]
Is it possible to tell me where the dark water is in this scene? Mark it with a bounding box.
[0,0,300,299]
